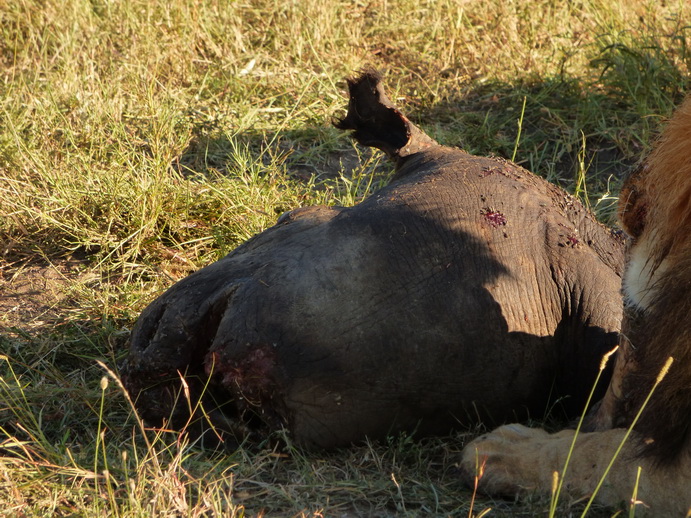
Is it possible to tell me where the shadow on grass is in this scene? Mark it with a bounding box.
[410,37,688,210]
[175,37,688,229]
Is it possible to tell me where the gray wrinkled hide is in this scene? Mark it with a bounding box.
[122,147,624,448]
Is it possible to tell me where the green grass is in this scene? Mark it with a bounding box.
[0,0,689,515]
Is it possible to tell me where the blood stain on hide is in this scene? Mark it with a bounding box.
[479,165,521,179]
[479,167,505,178]
[481,208,507,228]
[205,346,277,405]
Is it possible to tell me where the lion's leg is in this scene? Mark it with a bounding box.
[460,424,691,516]
[587,334,638,430]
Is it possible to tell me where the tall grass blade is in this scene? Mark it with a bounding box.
[580,356,674,517]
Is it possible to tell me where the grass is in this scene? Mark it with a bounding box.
[0,0,689,515]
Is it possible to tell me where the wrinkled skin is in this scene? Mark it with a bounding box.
[121,72,624,449]
[460,96,691,517]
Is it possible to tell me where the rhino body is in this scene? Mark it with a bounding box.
[122,73,624,448]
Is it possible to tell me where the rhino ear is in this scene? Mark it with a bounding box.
[334,69,437,160]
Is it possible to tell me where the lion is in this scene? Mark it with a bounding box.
[460,96,691,516]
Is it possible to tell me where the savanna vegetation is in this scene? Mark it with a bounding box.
[0,0,689,516]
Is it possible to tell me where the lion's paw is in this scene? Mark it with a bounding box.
[460,424,557,497]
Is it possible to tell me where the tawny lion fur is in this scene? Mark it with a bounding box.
[461,97,691,517]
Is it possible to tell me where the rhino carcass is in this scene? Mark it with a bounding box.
[121,72,624,448]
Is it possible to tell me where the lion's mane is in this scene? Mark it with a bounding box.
[618,96,691,463]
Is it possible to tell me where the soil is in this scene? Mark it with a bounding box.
[0,259,89,331]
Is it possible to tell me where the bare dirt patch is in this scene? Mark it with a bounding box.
[0,259,90,331]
